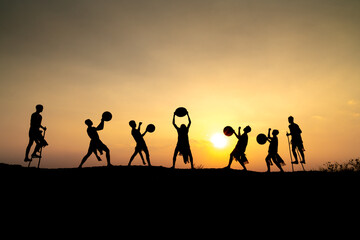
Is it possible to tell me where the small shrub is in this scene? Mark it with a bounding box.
[321,158,360,172]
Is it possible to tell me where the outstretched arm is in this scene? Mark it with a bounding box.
[142,130,148,137]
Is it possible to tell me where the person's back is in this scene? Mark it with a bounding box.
[30,112,42,130]
[287,116,305,164]
[289,123,302,143]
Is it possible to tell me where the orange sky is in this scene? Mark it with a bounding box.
[1,0,360,171]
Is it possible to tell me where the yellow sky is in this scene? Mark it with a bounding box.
[1,0,359,171]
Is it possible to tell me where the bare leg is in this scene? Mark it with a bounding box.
[226,153,234,168]
[94,150,102,161]
[172,147,179,168]
[239,162,247,171]
[240,155,248,171]
[292,145,298,163]
[102,145,112,166]
[265,155,271,172]
[139,151,146,165]
[272,155,284,172]
[189,151,194,169]
[32,141,41,157]
[25,138,34,161]
[129,149,138,166]
[143,148,151,166]
[79,151,92,168]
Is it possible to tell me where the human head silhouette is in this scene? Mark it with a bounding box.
[288,116,294,124]
[180,124,187,130]
[85,119,93,127]
[244,126,251,133]
[36,104,43,113]
[129,120,136,128]
[272,129,279,136]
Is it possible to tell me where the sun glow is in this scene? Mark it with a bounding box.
[210,133,228,149]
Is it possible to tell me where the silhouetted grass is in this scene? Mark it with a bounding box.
[320,158,360,172]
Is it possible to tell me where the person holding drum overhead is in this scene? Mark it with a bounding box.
[172,107,194,169]
[79,111,113,168]
[265,128,285,172]
[128,120,155,166]
[224,125,251,171]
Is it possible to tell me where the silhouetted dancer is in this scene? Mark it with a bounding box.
[265,128,285,172]
[226,126,251,170]
[286,116,305,164]
[24,104,48,162]
[172,112,194,169]
[79,118,112,168]
[128,120,152,166]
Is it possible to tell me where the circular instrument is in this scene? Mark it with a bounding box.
[256,133,268,145]
[174,107,188,117]
[102,111,112,121]
[146,124,156,133]
[223,126,234,137]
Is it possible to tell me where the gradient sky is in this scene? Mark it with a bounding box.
[1,0,359,171]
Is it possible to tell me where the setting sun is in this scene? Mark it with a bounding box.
[210,133,228,149]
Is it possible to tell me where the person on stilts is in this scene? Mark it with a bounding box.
[286,116,305,164]
[24,104,48,163]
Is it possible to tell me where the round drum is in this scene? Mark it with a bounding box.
[223,126,234,136]
[146,124,156,133]
[256,133,268,145]
[174,107,188,117]
[102,111,112,121]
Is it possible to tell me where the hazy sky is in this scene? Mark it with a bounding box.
[1,0,359,170]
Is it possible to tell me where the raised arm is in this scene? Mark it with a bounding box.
[233,126,240,139]
[138,122,142,131]
[96,119,105,131]
[172,113,179,129]
[186,113,191,128]
[267,128,272,141]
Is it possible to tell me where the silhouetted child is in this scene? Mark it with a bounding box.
[172,112,194,169]
[226,126,251,171]
[265,128,285,172]
[128,120,151,166]
[24,104,48,162]
[286,116,305,164]
[79,118,112,168]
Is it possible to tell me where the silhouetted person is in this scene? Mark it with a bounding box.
[172,112,194,169]
[79,118,112,168]
[128,120,151,166]
[286,116,305,164]
[265,128,285,172]
[24,104,48,162]
[226,126,251,170]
